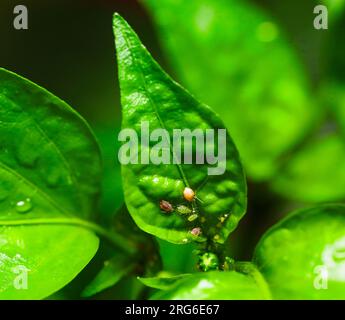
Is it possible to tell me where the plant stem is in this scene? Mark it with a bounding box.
[0,217,137,256]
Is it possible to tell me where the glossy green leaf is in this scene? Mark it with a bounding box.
[271,133,345,202]
[253,204,345,299]
[0,225,98,300]
[82,254,135,298]
[138,273,191,290]
[0,68,102,299]
[113,14,246,244]
[142,0,318,180]
[150,269,271,300]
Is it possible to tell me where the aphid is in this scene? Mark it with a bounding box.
[159,200,173,213]
[190,227,201,236]
[213,234,220,241]
[187,213,198,222]
[183,187,195,202]
[219,214,229,223]
[176,205,192,215]
[219,216,226,223]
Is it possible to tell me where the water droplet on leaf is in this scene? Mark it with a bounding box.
[15,198,32,213]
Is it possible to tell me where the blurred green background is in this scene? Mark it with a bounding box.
[1,0,345,297]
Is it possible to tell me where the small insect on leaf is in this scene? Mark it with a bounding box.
[190,227,201,237]
[187,214,198,222]
[176,205,192,215]
[183,187,195,202]
[159,200,174,213]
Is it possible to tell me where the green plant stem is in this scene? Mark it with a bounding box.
[0,217,137,256]
[234,261,272,300]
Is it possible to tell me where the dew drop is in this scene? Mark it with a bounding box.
[15,198,32,214]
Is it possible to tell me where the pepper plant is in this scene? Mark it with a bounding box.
[0,13,344,300]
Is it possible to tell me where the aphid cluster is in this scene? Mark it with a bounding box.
[159,186,232,244]
[159,187,203,238]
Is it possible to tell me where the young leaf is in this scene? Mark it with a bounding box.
[138,273,191,290]
[113,14,246,244]
[0,68,102,299]
[271,133,345,202]
[150,270,271,300]
[142,0,318,181]
[253,204,345,299]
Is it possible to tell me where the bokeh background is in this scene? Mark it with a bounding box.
[1,0,344,298]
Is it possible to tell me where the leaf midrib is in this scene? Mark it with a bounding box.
[121,32,190,189]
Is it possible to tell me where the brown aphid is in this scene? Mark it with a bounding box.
[159,200,173,213]
[183,187,195,202]
[190,227,202,237]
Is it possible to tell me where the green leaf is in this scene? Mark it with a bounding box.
[0,68,102,299]
[142,0,318,180]
[0,68,102,219]
[113,14,246,244]
[138,273,191,290]
[271,133,345,202]
[0,225,99,300]
[82,254,135,298]
[253,204,345,299]
[150,269,271,300]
